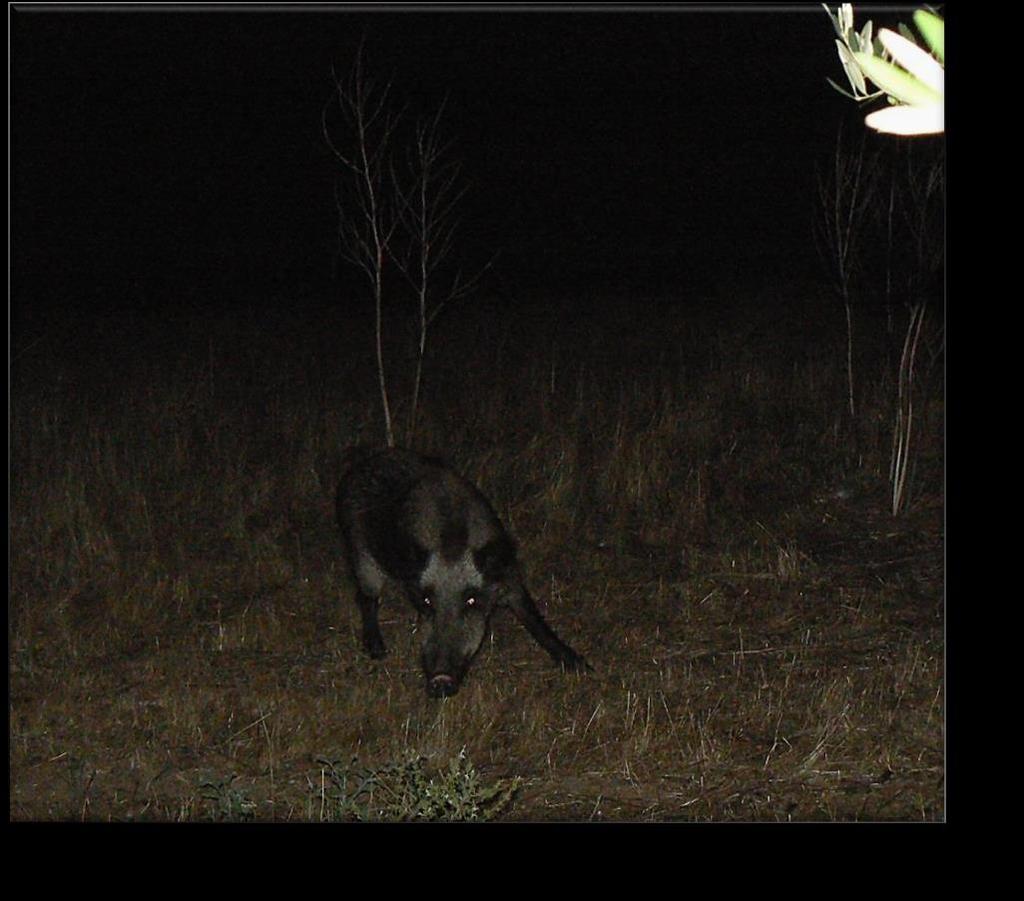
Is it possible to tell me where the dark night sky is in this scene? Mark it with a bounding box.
[12,4,874,315]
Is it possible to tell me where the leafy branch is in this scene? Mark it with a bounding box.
[825,4,944,136]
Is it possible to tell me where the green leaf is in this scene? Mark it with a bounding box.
[878,28,943,94]
[826,75,859,101]
[838,41,868,96]
[853,53,942,106]
[837,3,853,38]
[914,10,945,64]
[823,3,845,40]
[864,103,943,136]
[860,19,874,54]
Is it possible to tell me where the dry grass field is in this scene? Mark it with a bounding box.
[9,280,944,821]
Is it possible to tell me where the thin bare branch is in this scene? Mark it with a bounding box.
[323,44,402,447]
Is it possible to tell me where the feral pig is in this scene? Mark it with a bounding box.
[336,448,589,697]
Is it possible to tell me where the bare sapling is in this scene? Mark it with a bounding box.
[325,52,487,448]
[886,144,944,515]
[392,101,492,443]
[324,48,404,447]
[815,125,879,422]
[890,300,926,515]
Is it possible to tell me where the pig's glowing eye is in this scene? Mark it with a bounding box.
[465,596,476,607]
[422,597,432,607]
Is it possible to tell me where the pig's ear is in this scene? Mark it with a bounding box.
[474,535,517,580]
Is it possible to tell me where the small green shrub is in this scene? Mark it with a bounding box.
[313,749,521,822]
[199,774,258,822]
